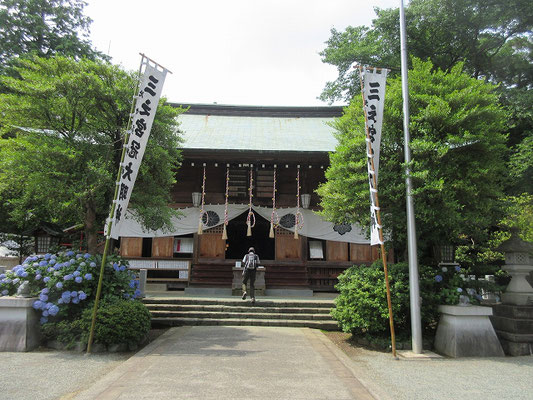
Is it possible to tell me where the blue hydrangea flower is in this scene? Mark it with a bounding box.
[134,289,141,298]
[42,310,49,317]
[79,262,86,267]
[84,253,91,259]
[84,273,93,280]
[1,290,8,296]
[129,280,136,288]
[457,288,463,293]
[90,262,96,268]
[40,316,48,325]
[49,258,56,265]
[13,278,20,284]
[22,271,28,278]
[455,265,461,272]
[76,253,83,259]
[66,250,74,257]
[39,260,48,267]
[39,294,48,302]
[119,265,126,272]
[73,271,80,277]
[123,293,131,299]
[63,274,73,281]
[4,278,12,284]
[70,291,78,298]
[43,277,50,283]
[78,291,87,300]
[56,282,63,289]
[35,274,42,280]
[32,300,43,310]
[75,276,82,283]
[0,274,5,279]
[44,253,52,260]
[58,298,63,304]
[48,305,59,316]
[72,297,80,304]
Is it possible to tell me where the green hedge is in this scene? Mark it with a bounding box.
[42,299,151,348]
[331,262,439,338]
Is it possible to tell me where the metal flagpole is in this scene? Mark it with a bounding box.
[358,65,397,358]
[399,0,423,354]
[86,55,146,354]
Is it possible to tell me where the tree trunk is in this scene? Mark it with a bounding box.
[85,200,98,254]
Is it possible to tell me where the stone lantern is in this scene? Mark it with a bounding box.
[491,230,533,355]
[497,230,533,305]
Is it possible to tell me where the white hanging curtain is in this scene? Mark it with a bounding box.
[119,204,369,244]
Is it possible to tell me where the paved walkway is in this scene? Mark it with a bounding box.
[72,326,375,400]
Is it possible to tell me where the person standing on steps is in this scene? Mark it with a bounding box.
[242,247,259,304]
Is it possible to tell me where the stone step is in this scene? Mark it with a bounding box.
[150,310,334,321]
[145,304,332,314]
[143,297,334,309]
[151,317,340,330]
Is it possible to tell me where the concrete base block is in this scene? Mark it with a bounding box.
[500,339,533,356]
[0,296,41,352]
[146,283,167,292]
[434,305,504,358]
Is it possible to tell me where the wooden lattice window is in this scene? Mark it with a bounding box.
[228,167,248,199]
[256,169,274,198]
[203,225,224,234]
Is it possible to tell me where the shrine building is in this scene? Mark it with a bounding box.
[118,103,389,292]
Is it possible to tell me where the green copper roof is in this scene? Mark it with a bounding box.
[178,113,339,152]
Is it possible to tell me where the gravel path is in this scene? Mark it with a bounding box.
[325,332,533,400]
[0,348,131,400]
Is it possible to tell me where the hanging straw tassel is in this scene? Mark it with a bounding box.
[247,221,252,237]
[222,224,228,240]
[269,222,274,238]
[198,219,203,235]
[294,229,299,239]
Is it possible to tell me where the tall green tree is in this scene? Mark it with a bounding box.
[0,56,183,252]
[317,59,507,261]
[0,0,104,71]
[319,0,533,103]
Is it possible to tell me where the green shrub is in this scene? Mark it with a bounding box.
[41,299,151,348]
[79,299,151,346]
[331,261,439,338]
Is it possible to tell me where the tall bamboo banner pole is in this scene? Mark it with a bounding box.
[87,54,170,354]
[358,64,397,358]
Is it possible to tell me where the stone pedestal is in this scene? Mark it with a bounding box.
[232,266,265,296]
[434,305,504,357]
[0,296,41,352]
[491,304,533,356]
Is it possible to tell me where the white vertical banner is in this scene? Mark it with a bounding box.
[362,66,388,245]
[109,60,168,239]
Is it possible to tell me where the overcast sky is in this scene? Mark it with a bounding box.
[85,0,399,106]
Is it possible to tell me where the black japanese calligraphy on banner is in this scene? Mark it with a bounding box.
[362,67,388,245]
[109,61,168,239]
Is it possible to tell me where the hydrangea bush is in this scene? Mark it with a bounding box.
[433,264,501,305]
[0,250,141,325]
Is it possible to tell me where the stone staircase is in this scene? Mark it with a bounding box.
[143,297,339,330]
